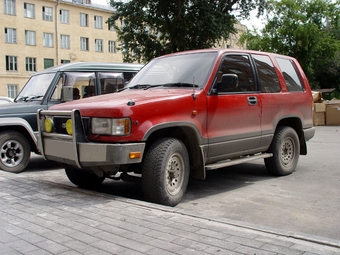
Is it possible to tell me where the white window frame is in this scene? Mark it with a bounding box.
[5,28,16,43]
[42,6,52,21]
[4,0,16,15]
[60,9,69,24]
[80,13,88,27]
[7,84,18,98]
[26,57,36,71]
[6,56,17,71]
[24,3,35,18]
[43,32,53,47]
[60,34,70,49]
[94,15,103,29]
[95,39,103,52]
[80,37,89,51]
[108,40,116,53]
[25,30,36,45]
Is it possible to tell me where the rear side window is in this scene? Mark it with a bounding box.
[252,55,281,93]
[276,58,304,92]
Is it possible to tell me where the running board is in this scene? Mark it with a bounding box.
[205,153,273,170]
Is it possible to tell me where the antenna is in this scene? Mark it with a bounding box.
[192,76,196,100]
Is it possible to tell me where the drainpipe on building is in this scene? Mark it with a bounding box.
[55,0,60,65]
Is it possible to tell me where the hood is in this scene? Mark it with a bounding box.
[50,88,200,115]
[0,100,44,116]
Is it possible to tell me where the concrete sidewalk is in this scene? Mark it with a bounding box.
[0,169,339,255]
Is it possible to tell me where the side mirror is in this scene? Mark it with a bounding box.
[217,74,238,92]
[62,86,73,102]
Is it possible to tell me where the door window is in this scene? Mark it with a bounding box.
[216,55,255,92]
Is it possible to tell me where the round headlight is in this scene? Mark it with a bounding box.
[44,118,54,133]
[66,119,73,135]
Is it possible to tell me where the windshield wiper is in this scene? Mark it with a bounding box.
[15,95,43,102]
[163,83,199,88]
[129,84,165,90]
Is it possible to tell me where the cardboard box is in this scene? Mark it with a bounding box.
[325,102,340,125]
[313,112,325,126]
[312,91,322,103]
[314,103,326,113]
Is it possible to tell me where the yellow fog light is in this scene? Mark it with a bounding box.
[65,119,73,135]
[44,118,54,133]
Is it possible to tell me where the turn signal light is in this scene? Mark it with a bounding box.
[129,152,141,159]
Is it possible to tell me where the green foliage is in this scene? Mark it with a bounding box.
[108,0,266,63]
[242,0,340,89]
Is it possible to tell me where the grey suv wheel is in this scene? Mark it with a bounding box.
[0,131,30,173]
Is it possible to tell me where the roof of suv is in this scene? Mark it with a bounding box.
[36,62,144,74]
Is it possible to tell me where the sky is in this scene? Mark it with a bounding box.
[91,0,263,29]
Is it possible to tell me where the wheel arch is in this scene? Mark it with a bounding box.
[143,122,206,180]
[276,117,307,155]
[0,122,37,153]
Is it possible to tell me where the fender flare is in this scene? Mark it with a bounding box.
[0,117,37,145]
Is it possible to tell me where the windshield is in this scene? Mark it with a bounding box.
[126,52,217,89]
[16,72,56,101]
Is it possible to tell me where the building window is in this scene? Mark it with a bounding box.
[60,9,69,24]
[7,84,18,98]
[95,39,103,52]
[44,58,54,69]
[43,33,53,47]
[80,37,89,51]
[42,6,52,21]
[61,59,70,64]
[80,13,88,27]
[4,0,16,15]
[94,15,103,29]
[108,21,115,31]
[108,40,116,53]
[24,3,35,18]
[25,30,36,45]
[5,28,16,43]
[26,57,36,71]
[60,35,70,49]
[6,56,17,71]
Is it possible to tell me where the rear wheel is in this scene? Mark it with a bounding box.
[65,166,105,188]
[265,126,300,176]
[0,131,31,173]
[142,138,190,206]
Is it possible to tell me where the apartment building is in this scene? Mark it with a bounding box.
[1,0,246,98]
[1,0,122,97]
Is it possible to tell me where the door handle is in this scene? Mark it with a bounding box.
[247,96,258,106]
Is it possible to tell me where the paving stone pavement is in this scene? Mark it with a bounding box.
[0,168,340,255]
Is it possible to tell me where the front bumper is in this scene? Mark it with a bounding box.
[37,109,145,168]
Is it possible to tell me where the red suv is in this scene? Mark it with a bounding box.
[37,49,315,206]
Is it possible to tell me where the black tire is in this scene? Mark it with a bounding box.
[65,166,105,189]
[0,131,31,173]
[265,126,300,176]
[141,138,190,207]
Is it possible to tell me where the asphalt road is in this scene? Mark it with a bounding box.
[26,125,340,242]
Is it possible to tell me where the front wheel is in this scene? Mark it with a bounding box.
[142,138,190,207]
[265,126,300,176]
[0,131,31,173]
[65,166,105,189]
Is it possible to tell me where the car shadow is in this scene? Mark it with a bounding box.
[24,154,61,172]
[96,160,275,205]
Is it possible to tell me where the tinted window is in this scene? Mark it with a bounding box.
[276,58,304,92]
[252,55,281,93]
[217,54,255,92]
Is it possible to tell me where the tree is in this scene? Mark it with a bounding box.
[240,0,340,89]
[108,0,267,63]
